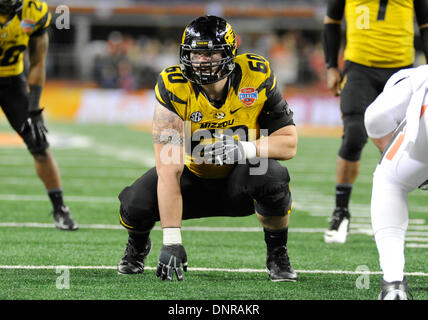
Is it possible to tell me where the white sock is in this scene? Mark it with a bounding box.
[371,172,409,283]
[375,227,406,283]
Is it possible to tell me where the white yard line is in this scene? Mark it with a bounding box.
[405,243,428,248]
[405,237,428,242]
[0,194,117,203]
[351,223,428,231]
[0,222,123,229]
[352,218,426,225]
[54,132,155,167]
[0,131,155,167]
[0,264,427,277]
[0,222,324,233]
[2,223,428,241]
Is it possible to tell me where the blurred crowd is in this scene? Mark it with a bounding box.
[48,0,326,6]
[91,31,178,90]
[89,30,328,91]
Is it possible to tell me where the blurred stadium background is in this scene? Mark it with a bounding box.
[2,0,428,301]
[4,0,426,128]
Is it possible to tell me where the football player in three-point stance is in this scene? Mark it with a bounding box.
[365,65,428,299]
[322,0,428,244]
[0,0,77,230]
[117,16,298,282]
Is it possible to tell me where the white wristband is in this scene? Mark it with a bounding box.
[163,227,182,245]
[241,141,257,159]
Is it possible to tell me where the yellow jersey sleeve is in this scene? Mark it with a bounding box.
[234,53,294,134]
[344,0,414,68]
[21,0,52,37]
[154,65,189,119]
[0,0,51,77]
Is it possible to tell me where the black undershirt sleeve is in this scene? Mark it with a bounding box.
[257,75,294,135]
[415,0,428,62]
[322,0,345,69]
[326,0,345,20]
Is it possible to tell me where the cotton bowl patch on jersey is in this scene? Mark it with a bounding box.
[21,19,36,33]
[239,88,258,106]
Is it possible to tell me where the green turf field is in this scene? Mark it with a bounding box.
[0,121,427,301]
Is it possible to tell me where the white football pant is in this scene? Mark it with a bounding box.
[371,109,428,282]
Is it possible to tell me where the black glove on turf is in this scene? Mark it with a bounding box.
[156,244,188,281]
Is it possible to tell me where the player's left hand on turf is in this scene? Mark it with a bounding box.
[156,244,188,281]
[21,108,48,147]
[204,133,252,166]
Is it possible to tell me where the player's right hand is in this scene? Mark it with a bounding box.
[326,68,342,96]
[156,244,188,281]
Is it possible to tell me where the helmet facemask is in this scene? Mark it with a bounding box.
[180,43,235,85]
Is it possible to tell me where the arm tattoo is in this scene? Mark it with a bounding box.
[152,105,184,145]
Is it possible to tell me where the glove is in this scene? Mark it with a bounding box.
[20,109,48,148]
[203,133,257,166]
[156,244,188,281]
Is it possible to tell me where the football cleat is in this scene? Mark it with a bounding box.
[418,179,428,190]
[324,207,350,244]
[378,277,411,300]
[118,237,152,275]
[266,245,298,282]
[53,205,78,231]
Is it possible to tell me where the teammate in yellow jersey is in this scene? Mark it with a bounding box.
[0,0,77,230]
[117,16,298,282]
[322,0,428,244]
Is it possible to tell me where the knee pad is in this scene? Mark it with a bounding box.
[119,204,156,232]
[118,180,158,232]
[251,160,292,217]
[339,114,368,161]
[21,131,49,156]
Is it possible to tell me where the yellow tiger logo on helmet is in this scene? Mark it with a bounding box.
[224,23,237,55]
[181,24,188,45]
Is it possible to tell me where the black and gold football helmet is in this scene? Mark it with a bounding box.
[179,15,237,85]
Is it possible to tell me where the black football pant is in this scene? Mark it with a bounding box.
[0,74,29,133]
[0,73,49,154]
[339,60,411,161]
[118,159,292,232]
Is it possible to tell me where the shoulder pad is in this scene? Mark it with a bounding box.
[155,65,189,117]
[158,65,190,99]
[160,65,188,84]
[235,53,272,82]
[21,0,51,34]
